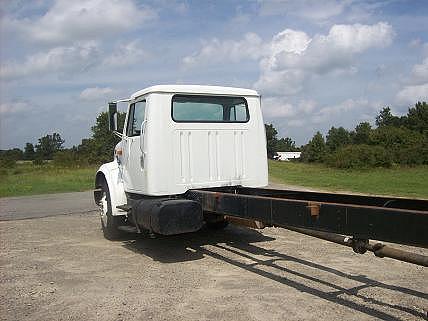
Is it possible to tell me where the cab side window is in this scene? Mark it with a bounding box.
[126,101,146,136]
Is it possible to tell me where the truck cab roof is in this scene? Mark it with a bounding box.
[130,85,260,100]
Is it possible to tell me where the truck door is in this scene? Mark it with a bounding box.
[122,100,146,192]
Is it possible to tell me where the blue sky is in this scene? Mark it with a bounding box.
[1,0,427,149]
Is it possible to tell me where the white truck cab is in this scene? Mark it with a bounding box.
[94,85,268,239]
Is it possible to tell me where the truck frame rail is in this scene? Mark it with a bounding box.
[186,187,428,266]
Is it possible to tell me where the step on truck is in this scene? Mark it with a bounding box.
[94,85,428,267]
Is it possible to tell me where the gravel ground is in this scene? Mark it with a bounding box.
[0,209,427,321]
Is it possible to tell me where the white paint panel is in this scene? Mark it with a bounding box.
[173,129,249,186]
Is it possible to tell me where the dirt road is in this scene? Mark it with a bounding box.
[0,191,427,321]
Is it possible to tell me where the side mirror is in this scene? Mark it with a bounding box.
[108,102,117,131]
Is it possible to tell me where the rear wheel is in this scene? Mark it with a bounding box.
[204,212,229,230]
[98,179,123,240]
[206,220,229,230]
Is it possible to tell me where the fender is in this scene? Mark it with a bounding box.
[95,161,127,216]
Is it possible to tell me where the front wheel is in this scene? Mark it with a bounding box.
[98,179,123,240]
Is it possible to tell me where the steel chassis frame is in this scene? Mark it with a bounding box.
[186,187,428,266]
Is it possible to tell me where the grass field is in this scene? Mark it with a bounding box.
[269,160,428,199]
[0,164,97,197]
[1,162,427,198]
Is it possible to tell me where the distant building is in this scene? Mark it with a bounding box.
[274,151,301,161]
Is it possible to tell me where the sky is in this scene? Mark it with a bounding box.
[1,0,428,149]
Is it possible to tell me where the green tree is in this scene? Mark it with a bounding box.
[0,148,23,168]
[301,131,327,163]
[371,126,425,163]
[326,145,392,169]
[406,101,428,134]
[351,122,372,145]
[276,137,298,152]
[0,148,23,161]
[326,126,351,152]
[396,137,428,165]
[265,123,278,158]
[35,133,65,160]
[53,149,80,167]
[375,107,404,127]
[78,112,126,164]
[23,143,35,160]
[77,138,95,162]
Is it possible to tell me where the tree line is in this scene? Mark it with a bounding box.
[0,112,126,168]
[300,101,428,168]
[1,101,426,169]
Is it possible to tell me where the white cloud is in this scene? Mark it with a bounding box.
[4,0,156,45]
[257,0,388,24]
[396,84,428,104]
[255,69,306,96]
[183,22,394,108]
[297,99,318,114]
[0,39,150,80]
[261,97,295,118]
[79,87,114,101]
[411,57,428,84]
[272,22,394,73]
[287,119,305,127]
[323,22,393,52]
[270,29,311,56]
[258,0,348,21]
[0,42,100,80]
[409,38,423,48]
[254,29,309,95]
[395,55,428,104]
[262,98,318,120]
[261,96,376,131]
[311,98,370,123]
[0,101,31,115]
[182,33,265,67]
[256,22,394,95]
[102,40,149,68]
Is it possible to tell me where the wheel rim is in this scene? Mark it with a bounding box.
[99,191,108,226]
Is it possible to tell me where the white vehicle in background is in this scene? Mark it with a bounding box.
[274,151,301,161]
[94,85,268,239]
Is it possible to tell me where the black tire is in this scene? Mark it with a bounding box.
[99,179,123,240]
[204,212,229,230]
[206,220,229,230]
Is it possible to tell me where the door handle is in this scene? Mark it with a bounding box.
[139,120,147,152]
[140,151,146,169]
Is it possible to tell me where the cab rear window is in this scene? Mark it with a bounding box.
[172,95,249,122]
